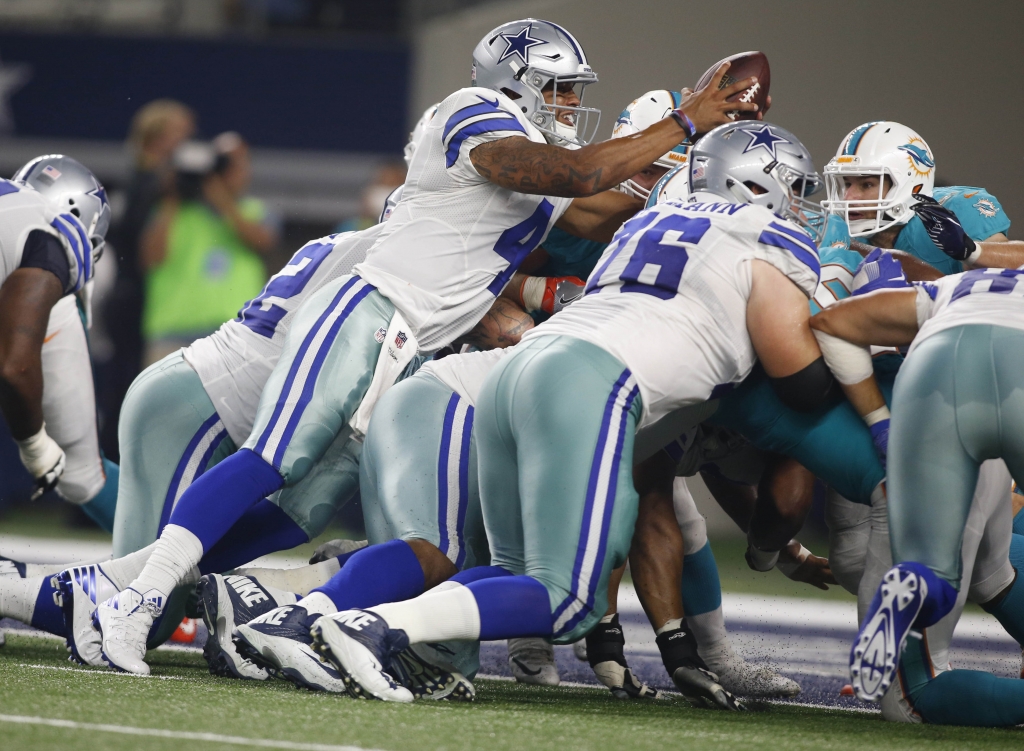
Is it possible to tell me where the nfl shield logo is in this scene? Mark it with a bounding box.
[374,327,387,343]
[394,331,408,349]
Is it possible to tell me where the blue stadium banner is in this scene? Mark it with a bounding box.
[0,32,409,153]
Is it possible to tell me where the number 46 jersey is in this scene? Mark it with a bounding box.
[183,225,382,445]
[353,87,572,352]
[531,200,820,428]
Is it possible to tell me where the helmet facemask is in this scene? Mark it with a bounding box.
[822,162,910,237]
[482,60,599,147]
[718,161,825,244]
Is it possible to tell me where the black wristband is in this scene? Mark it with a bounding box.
[669,109,696,141]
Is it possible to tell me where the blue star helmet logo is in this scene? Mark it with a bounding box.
[88,185,108,207]
[897,143,935,170]
[496,24,546,66]
[742,125,791,160]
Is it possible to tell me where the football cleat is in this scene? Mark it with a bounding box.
[850,562,955,702]
[95,587,162,675]
[198,574,296,681]
[657,625,745,711]
[508,637,559,687]
[584,615,661,699]
[389,644,476,701]
[572,638,588,662]
[310,610,414,702]
[54,564,119,666]
[704,649,801,698]
[0,555,27,578]
[232,604,347,692]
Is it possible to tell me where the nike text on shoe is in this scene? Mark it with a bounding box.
[850,561,956,702]
[310,610,414,702]
[657,625,745,711]
[232,604,347,692]
[198,574,282,680]
[390,644,476,701]
[95,587,163,675]
[508,637,559,687]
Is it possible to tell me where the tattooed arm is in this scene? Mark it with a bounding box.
[470,63,759,198]
[455,296,535,350]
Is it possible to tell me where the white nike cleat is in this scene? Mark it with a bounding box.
[310,610,414,702]
[232,604,346,692]
[508,637,559,686]
[95,587,162,675]
[704,649,801,698]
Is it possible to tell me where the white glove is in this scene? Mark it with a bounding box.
[16,424,65,500]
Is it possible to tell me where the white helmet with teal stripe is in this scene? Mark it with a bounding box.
[611,90,690,199]
[822,121,936,237]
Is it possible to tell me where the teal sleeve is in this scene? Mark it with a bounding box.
[894,187,1012,275]
[536,226,608,279]
[708,356,900,505]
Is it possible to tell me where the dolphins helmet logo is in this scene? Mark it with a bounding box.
[898,139,935,177]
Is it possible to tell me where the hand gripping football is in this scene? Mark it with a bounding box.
[694,51,771,121]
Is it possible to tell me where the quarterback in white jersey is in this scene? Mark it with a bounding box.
[308,120,835,706]
[0,156,117,529]
[94,16,766,677]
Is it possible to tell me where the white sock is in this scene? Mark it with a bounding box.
[298,591,337,617]
[368,584,480,644]
[98,543,160,590]
[126,525,204,601]
[656,617,683,636]
[0,575,44,623]
[688,607,732,663]
[233,559,342,597]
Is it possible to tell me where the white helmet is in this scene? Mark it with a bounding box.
[645,163,691,208]
[611,90,690,199]
[404,103,438,168]
[471,19,599,147]
[821,121,935,237]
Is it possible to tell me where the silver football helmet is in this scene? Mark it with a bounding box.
[686,121,825,242]
[13,155,110,265]
[471,19,599,147]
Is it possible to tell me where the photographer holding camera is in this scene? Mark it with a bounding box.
[140,132,280,366]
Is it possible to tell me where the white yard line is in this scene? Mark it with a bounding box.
[16,663,185,680]
[0,714,382,751]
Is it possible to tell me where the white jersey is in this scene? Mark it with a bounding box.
[353,87,573,351]
[0,179,89,293]
[417,347,510,406]
[911,267,1024,355]
[184,226,381,444]
[531,200,820,428]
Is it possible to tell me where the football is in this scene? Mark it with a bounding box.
[694,51,771,121]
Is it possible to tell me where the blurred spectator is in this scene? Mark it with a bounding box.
[334,162,405,233]
[97,99,195,460]
[140,132,280,365]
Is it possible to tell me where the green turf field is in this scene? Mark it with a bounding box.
[1,634,1020,751]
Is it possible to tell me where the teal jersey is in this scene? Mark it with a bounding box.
[811,241,864,314]
[536,226,607,279]
[822,186,1011,276]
